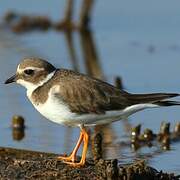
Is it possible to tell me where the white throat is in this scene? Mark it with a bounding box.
[17,70,56,98]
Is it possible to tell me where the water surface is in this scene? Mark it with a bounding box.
[0,0,180,174]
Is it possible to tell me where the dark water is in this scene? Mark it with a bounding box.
[0,0,180,174]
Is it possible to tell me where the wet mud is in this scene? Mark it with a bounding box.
[0,147,179,180]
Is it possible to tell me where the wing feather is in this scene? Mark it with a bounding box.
[52,70,130,114]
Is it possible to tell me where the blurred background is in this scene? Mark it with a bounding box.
[0,0,180,174]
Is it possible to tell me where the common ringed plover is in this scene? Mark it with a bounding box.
[5,57,180,166]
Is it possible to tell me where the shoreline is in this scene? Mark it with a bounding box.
[0,146,179,179]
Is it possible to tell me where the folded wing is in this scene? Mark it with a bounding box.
[53,69,180,114]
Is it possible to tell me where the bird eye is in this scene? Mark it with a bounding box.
[24,69,34,75]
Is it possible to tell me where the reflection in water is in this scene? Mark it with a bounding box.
[79,0,94,29]
[130,122,180,158]
[64,31,79,71]
[12,128,25,141]
[80,28,104,79]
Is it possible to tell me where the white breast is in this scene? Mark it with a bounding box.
[29,85,77,126]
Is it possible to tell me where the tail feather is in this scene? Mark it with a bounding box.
[128,93,179,105]
[154,100,180,106]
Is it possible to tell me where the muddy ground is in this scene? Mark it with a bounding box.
[0,147,179,180]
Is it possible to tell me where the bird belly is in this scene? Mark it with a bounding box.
[31,95,78,126]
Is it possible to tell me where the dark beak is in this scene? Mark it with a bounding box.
[5,74,17,84]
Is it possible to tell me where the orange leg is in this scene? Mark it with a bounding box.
[65,128,89,167]
[57,130,84,162]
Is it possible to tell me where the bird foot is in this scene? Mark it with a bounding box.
[63,160,85,167]
[57,154,76,162]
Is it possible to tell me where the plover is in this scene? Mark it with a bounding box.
[5,57,180,166]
